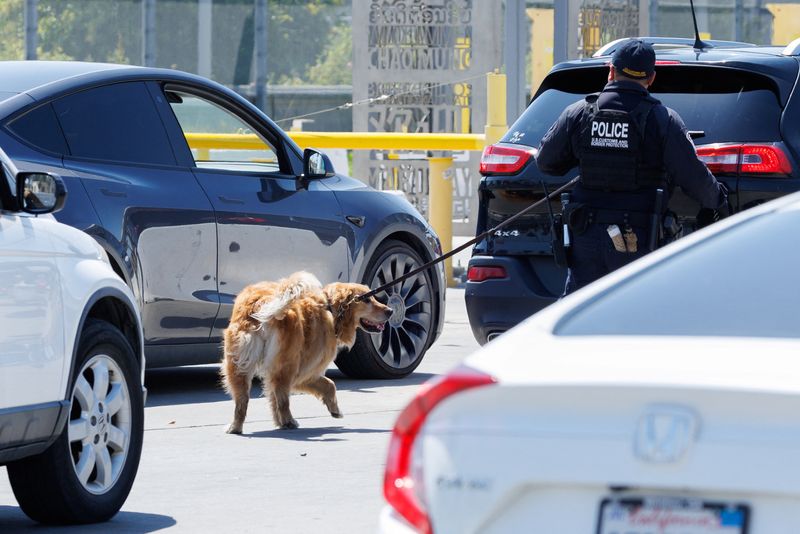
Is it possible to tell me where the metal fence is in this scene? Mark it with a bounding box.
[1,0,796,235]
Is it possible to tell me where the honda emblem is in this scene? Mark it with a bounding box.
[634,405,700,463]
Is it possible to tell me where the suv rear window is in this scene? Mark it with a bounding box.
[505,66,783,148]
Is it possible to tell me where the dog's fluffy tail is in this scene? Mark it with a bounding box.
[250,271,322,324]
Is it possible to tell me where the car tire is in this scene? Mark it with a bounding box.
[336,239,436,379]
[7,319,144,525]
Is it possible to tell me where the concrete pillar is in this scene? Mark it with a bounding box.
[142,0,156,67]
[24,0,37,60]
[638,0,650,36]
[554,0,581,62]
[504,0,528,124]
[254,0,268,111]
[198,0,212,78]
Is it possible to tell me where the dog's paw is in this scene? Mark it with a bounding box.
[226,424,243,435]
[280,418,299,430]
[331,411,343,419]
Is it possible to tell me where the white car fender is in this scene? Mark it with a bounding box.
[45,221,144,398]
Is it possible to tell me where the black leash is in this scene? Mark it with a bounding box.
[357,176,580,302]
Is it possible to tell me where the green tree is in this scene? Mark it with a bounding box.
[0,0,138,63]
[0,1,25,60]
[307,21,351,85]
[0,0,353,86]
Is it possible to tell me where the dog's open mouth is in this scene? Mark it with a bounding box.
[359,318,386,333]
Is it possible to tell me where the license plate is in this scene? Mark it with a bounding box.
[597,496,748,534]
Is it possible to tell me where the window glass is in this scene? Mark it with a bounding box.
[52,83,175,165]
[167,91,279,173]
[554,208,800,338]
[506,66,782,148]
[6,104,69,155]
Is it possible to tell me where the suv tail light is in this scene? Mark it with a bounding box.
[383,366,497,534]
[696,144,793,176]
[467,265,507,282]
[480,143,536,175]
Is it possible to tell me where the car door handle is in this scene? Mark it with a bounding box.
[218,196,245,205]
[100,188,127,198]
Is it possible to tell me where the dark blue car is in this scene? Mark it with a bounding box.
[0,61,445,378]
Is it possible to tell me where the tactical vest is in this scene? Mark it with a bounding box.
[578,94,667,192]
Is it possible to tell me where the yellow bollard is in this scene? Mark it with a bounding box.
[428,156,455,288]
[484,70,509,146]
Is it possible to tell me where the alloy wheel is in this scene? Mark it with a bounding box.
[68,354,132,495]
[368,251,433,370]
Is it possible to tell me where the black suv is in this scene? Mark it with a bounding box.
[466,37,800,344]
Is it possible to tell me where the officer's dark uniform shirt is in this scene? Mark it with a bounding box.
[536,80,727,213]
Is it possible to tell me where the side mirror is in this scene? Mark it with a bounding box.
[302,148,335,179]
[16,172,67,214]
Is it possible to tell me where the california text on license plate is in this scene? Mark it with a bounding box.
[597,497,749,534]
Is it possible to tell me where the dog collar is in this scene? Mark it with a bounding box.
[324,293,345,337]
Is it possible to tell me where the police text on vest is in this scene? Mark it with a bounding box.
[591,120,629,148]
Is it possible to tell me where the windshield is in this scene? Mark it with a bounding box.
[505,66,783,148]
[554,205,800,338]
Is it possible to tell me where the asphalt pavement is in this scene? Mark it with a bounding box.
[0,288,481,534]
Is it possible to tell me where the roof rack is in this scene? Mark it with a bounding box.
[783,38,800,56]
[592,37,757,58]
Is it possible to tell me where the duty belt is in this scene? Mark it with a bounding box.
[588,208,651,228]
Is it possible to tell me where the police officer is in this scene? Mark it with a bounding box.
[536,39,728,294]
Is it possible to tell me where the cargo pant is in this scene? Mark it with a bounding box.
[563,223,650,295]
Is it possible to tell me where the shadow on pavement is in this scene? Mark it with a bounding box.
[0,506,176,533]
[144,365,436,408]
[244,425,388,442]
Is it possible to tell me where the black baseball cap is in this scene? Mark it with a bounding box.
[611,39,656,79]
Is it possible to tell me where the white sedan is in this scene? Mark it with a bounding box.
[380,192,800,534]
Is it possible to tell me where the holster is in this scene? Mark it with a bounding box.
[552,213,570,268]
[564,203,589,235]
[661,210,683,245]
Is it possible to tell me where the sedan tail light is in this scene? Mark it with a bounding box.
[696,144,793,176]
[383,366,497,534]
[479,143,536,175]
[467,265,507,282]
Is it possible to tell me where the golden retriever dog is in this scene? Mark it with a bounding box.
[221,272,392,433]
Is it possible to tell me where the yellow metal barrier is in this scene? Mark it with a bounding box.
[428,156,455,287]
[185,131,486,152]
[184,72,508,284]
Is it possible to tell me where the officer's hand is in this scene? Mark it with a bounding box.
[696,208,720,228]
[717,201,731,219]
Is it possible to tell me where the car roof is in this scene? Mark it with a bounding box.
[554,46,799,70]
[0,60,231,101]
[544,42,800,103]
[551,38,800,79]
[0,61,142,94]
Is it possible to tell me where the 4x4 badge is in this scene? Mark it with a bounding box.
[494,229,520,237]
[634,405,700,463]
